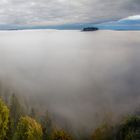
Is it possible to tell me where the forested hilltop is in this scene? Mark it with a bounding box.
[0,93,140,140]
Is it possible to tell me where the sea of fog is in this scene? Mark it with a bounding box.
[0,30,140,131]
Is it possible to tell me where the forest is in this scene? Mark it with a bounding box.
[0,92,140,140]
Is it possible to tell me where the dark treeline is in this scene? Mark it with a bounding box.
[0,92,140,140]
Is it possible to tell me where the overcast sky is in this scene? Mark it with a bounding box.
[0,0,140,25]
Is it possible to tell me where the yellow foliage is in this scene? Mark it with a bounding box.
[92,123,113,140]
[0,98,9,140]
[14,116,43,140]
[51,128,72,140]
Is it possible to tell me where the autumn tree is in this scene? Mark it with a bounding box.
[0,98,9,140]
[92,123,114,140]
[14,116,42,140]
[51,128,73,140]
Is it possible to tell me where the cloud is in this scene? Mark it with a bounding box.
[0,0,139,25]
[120,15,140,21]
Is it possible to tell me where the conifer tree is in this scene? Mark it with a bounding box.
[9,93,25,136]
[41,111,53,140]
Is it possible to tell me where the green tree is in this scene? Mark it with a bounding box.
[51,128,73,140]
[14,116,42,140]
[0,98,9,140]
[116,116,140,140]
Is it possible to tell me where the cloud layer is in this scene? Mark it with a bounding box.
[120,15,140,21]
[0,0,140,26]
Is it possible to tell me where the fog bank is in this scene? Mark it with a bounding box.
[0,30,140,131]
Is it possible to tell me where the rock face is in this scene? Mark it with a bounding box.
[82,27,99,31]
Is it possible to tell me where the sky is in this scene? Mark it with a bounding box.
[0,0,140,26]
